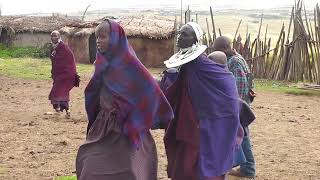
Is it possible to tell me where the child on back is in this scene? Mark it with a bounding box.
[208,51,255,126]
[208,51,228,65]
[208,51,257,168]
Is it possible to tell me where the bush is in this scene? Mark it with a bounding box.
[0,44,50,58]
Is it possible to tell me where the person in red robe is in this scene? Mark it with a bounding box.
[49,30,77,118]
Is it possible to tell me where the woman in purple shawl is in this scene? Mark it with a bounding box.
[75,20,173,180]
[49,31,77,118]
[163,22,240,180]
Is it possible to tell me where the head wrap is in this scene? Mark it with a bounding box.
[186,22,204,43]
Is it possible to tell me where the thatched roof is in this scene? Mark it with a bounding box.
[60,16,176,40]
[0,16,81,33]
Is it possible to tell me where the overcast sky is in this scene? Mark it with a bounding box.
[0,0,318,15]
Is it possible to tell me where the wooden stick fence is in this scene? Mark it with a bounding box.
[197,3,320,84]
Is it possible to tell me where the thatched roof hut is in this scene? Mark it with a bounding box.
[0,16,80,47]
[60,16,176,67]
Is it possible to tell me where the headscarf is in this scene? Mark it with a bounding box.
[186,22,204,43]
[85,20,174,147]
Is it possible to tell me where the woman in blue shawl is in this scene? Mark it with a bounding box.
[75,20,173,180]
[163,22,240,180]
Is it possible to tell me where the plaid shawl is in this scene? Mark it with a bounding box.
[227,53,251,103]
[84,20,173,147]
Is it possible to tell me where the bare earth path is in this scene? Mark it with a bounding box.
[0,75,319,180]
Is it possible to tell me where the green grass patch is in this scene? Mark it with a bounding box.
[284,88,320,96]
[255,79,320,97]
[0,58,93,80]
[55,176,76,180]
[0,44,49,58]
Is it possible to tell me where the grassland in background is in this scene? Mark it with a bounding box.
[1,58,319,97]
[0,58,93,80]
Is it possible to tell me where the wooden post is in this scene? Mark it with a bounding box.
[184,5,191,23]
[263,25,269,76]
[257,14,263,40]
[275,28,287,80]
[218,28,222,36]
[173,16,178,53]
[82,4,91,22]
[304,5,316,82]
[246,24,249,40]
[210,6,216,40]
[255,14,263,77]
[233,20,242,49]
[243,34,251,67]
[287,7,294,42]
[316,4,320,84]
[196,13,198,23]
[180,0,183,25]
[279,6,294,80]
[233,19,242,42]
[269,24,285,79]
[206,18,213,47]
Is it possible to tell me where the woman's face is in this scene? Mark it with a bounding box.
[176,24,197,49]
[51,32,60,44]
[96,23,110,53]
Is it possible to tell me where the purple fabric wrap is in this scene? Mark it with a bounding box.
[164,54,240,179]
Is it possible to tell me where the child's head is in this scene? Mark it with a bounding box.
[208,51,227,65]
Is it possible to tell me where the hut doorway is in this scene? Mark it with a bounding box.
[89,33,96,63]
[0,28,10,47]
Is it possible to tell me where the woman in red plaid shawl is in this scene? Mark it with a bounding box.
[75,20,173,180]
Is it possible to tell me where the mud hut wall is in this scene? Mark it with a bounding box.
[62,34,174,66]
[12,33,51,47]
[128,37,174,67]
[64,35,90,64]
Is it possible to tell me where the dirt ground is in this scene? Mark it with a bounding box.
[0,74,319,180]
